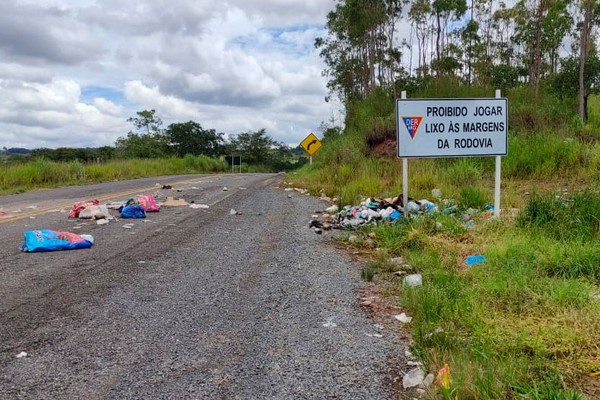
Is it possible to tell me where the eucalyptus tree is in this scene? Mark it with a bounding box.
[512,0,573,98]
[578,0,600,121]
[315,0,405,104]
[430,0,468,76]
[408,0,432,75]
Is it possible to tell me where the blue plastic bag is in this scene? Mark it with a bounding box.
[465,254,486,266]
[120,204,146,218]
[21,230,93,252]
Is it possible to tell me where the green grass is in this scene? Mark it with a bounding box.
[286,81,600,398]
[0,156,228,194]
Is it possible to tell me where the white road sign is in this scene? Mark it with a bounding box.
[396,98,508,158]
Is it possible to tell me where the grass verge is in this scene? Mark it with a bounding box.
[0,156,228,195]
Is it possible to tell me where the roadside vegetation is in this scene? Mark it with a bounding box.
[288,0,600,398]
[0,110,307,195]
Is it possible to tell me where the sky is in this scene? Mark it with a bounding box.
[0,0,341,149]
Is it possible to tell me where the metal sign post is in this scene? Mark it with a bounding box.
[401,91,408,218]
[494,89,502,217]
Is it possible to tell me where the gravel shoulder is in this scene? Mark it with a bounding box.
[0,173,409,399]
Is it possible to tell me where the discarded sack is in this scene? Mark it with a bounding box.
[78,205,111,220]
[137,195,159,212]
[21,230,93,252]
[68,199,99,218]
[120,204,146,219]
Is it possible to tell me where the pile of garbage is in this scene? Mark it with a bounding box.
[310,189,493,233]
[20,185,210,253]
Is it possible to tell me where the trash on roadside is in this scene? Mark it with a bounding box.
[435,363,452,388]
[403,367,425,389]
[78,205,112,220]
[21,230,94,252]
[120,204,146,219]
[465,254,485,266]
[395,313,413,323]
[325,205,339,214]
[229,209,242,216]
[189,204,209,209]
[161,185,172,189]
[403,274,423,287]
[122,224,134,229]
[16,352,27,358]
[323,318,337,328]
[137,195,160,212]
[314,228,323,234]
[96,219,109,225]
[223,187,229,191]
[162,197,189,207]
[68,199,99,218]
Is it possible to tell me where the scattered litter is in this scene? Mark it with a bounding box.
[284,188,294,192]
[223,187,229,191]
[239,187,247,190]
[425,327,444,338]
[96,219,109,225]
[189,204,209,209]
[120,204,146,219]
[26,205,38,210]
[137,195,160,212]
[395,313,413,323]
[435,364,452,388]
[16,352,27,358]
[79,205,112,220]
[68,199,99,218]
[431,188,442,199]
[138,261,146,264]
[122,224,134,229]
[229,209,239,216]
[325,205,339,214]
[323,318,337,328]
[0,211,6,217]
[21,230,93,252]
[365,333,383,338]
[403,274,422,287]
[287,194,292,198]
[191,186,199,190]
[314,228,323,234]
[403,368,425,389]
[162,185,172,189]
[465,254,486,266]
[162,197,189,207]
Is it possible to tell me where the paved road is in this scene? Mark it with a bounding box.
[0,173,408,399]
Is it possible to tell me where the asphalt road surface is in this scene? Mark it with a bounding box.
[0,173,408,399]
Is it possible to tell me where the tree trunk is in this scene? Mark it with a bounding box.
[530,0,544,99]
[579,0,593,123]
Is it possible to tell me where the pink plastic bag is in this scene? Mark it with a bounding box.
[137,195,159,212]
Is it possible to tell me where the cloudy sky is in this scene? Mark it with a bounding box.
[0,0,340,149]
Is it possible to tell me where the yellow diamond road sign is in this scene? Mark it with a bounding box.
[300,132,322,156]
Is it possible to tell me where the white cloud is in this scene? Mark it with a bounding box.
[0,0,338,149]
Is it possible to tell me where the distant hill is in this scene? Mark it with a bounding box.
[1,147,31,156]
